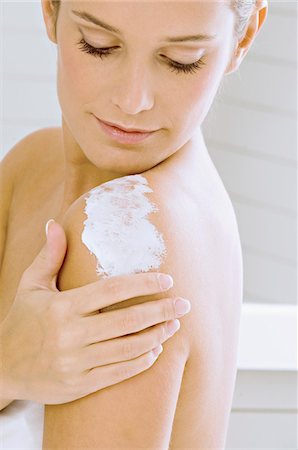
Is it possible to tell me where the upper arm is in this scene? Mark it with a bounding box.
[42,174,191,449]
[169,220,243,449]
[42,173,243,449]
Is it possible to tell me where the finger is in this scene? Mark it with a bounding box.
[82,297,190,344]
[79,319,180,370]
[82,345,163,395]
[21,220,67,291]
[63,272,174,315]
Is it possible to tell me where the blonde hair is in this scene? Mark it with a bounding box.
[231,0,257,40]
[50,0,257,41]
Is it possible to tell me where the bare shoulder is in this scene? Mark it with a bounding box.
[43,172,198,448]
[0,127,63,269]
[140,169,244,448]
[5,126,63,204]
[1,127,62,174]
[47,165,243,447]
[58,167,242,356]
[57,171,203,349]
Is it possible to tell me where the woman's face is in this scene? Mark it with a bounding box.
[49,0,236,174]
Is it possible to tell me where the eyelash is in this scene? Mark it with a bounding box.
[76,38,206,75]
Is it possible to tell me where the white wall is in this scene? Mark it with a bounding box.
[1,2,297,448]
[226,369,297,449]
[0,0,60,147]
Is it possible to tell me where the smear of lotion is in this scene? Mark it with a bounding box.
[81,174,167,278]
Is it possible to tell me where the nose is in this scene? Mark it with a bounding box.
[111,60,155,115]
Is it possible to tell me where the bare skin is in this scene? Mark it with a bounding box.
[1,123,241,448]
[0,124,213,323]
[0,127,191,410]
[39,124,243,448]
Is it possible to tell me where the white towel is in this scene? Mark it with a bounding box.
[0,400,44,450]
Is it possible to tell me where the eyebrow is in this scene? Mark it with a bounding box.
[71,10,217,42]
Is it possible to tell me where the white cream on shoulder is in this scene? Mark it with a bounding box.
[81,174,167,278]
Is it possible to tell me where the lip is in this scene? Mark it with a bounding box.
[99,118,156,133]
[94,116,157,144]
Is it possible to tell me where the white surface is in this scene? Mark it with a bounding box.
[226,370,297,449]
[0,400,44,450]
[237,302,297,371]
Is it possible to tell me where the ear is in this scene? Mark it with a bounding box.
[41,0,58,44]
[225,0,268,75]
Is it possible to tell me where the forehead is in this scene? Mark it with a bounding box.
[65,0,233,37]
[67,0,231,6]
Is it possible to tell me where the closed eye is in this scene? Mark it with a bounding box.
[76,38,206,75]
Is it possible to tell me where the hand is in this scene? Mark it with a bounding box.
[0,220,191,405]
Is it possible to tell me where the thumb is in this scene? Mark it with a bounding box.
[21,219,67,291]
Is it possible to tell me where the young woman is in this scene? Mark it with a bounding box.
[0,0,268,448]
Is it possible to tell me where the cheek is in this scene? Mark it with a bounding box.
[175,50,231,126]
[57,39,96,107]
[169,58,223,129]
[167,74,215,127]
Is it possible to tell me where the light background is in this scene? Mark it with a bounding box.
[0,1,297,448]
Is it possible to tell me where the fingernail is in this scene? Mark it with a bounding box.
[152,344,163,356]
[167,319,180,336]
[45,219,55,237]
[175,298,191,316]
[158,274,174,290]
